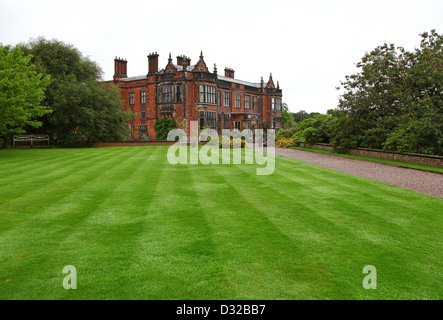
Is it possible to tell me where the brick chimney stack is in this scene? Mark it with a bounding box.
[148,52,159,74]
[113,57,128,81]
[224,67,235,78]
[177,55,191,67]
[177,55,184,66]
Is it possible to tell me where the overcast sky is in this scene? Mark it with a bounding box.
[1,0,442,113]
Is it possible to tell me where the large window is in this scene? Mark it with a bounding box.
[140,110,146,121]
[217,90,221,106]
[245,95,251,109]
[272,97,282,111]
[223,113,231,129]
[223,92,231,107]
[275,97,282,111]
[235,93,241,108]
[199,85,216,104]
[199,110,217,129]
[158,85,182,103]
[206,86,216,104]
[140,91,146,104]
[206,111,216,129]
[129,92,135,105]
[160,86,173,103]
[253,96,258,110]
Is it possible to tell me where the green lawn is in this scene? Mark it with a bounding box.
[0,146,441,300]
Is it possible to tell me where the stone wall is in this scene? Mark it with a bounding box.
[301,143,334,152]
[299,142,443,168]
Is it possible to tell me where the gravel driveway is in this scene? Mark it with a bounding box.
[273,147,443,199]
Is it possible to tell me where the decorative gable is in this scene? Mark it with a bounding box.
[266,73,275,89]
[164,53,177,73]
[195,50,208,72]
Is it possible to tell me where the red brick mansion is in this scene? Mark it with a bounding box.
[107,51,282,140]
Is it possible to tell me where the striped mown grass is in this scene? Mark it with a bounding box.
[0,146,441,299]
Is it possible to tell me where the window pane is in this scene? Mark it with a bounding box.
[176,86,182,102]
[245,95,250,109]
[235,94,241,108]
[140,91,146,104]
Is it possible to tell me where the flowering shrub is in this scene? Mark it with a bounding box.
[219,136,248,148]
[276,137,296,148]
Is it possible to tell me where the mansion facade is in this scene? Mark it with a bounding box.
[107,51,282,140]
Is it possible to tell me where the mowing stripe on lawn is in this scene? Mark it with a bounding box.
[0,147,150,299]
[0,149,109,184]
[247,156,442,299]
[189,162,331,299]
[0,148,104,175]
[118,159,228,300]
[0,148,78,171]
[275,157,441,229]
[53,147,165,299]
[0,148,121,202]
[215,163,350,299]
[0,147,441,299]
[0,148,138,235]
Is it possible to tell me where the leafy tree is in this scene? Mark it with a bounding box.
[292,110,310,123]
[335,42,405,149]
[302,114,332,144]
[291,110,321,123]
[275,125,299,139]
[154,118,177,140]
[21,38,101,84]
[50,81,132,144]
[333,30,443,155]
[19,38,132,143]
[0,45,50,145]
[383,117,443,154]
[291,114,332,144]
[276,111,333,143]
[281,102,296,129]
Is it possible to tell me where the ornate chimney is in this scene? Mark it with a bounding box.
[113,57,127,80]
[148,52,159,74]
[177,55,184,66]
[224,67,235,78]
